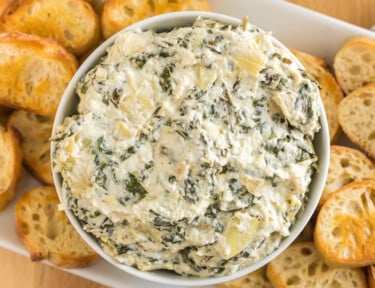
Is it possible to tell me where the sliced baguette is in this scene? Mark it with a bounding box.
[320,145,375,208]
[266,242,367,288]
[0,124,22,211]
[333,37,375,94]
[218,266,272,288]
[0,32,77,115]
[101,0,211,39]
[315,180,375,266]
[291,49,343,142]
[15,186,99,268]
[0,0,100,56]
[338,84,375,159]
[8,110,53,185]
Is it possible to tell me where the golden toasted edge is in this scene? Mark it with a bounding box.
[0,125,22,211]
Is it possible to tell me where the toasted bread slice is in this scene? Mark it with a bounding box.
[0,32,77,115]
[0,0,100,56]
[218,266,272,288]
[291,49,343,142]
[0,124,22,211]
[266,242,367,288]
[101,0,211,39]
[315,180,375,266]
[8,110,53,185]
[333,37,375,94]
[320,145,375,208]
[338,84,375,159]
[15,186,99,268]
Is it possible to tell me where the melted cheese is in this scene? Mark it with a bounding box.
[52,17,321,277]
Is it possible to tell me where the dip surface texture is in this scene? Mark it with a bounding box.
[52,18,321,277]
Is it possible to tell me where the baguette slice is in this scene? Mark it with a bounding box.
[333,37,375,94]
[217,266,272,288]
[8,110,53,185]
[320,145,375,208]
[338,84,375,159]
[0,0,100,56]
[101,0,211,39]
[368,266,375,288]
[315,180,375,266]
[291,49,343,142]
[0,32,77,115]
[15,186,99,268]
[266,242,367,288]
[0,125,22,211]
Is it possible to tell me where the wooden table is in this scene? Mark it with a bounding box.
[1,1,374,287]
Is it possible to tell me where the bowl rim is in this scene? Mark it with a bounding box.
[51,11,330,287]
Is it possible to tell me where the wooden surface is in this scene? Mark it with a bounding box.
[1,1,374,288]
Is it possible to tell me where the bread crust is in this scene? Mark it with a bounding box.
[0,0,101,56]
[315,180,375,267]
[0,125,22,211]
[0,32,77,115]
[338,83,375,160]
[15,186,99,268]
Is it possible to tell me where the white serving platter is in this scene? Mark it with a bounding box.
[0,0,373,287]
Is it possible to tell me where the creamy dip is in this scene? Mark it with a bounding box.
[52,17,321,277]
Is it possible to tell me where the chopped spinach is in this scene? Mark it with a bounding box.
[126,173,148,198]
[159,63,175,95]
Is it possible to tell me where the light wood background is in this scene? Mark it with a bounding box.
[1,0,374,287]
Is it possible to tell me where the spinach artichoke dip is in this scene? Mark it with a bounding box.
[52,17,321,277]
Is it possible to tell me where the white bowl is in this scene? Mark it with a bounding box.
[51,11,330,287]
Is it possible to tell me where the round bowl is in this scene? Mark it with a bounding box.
[51,11,330,287]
